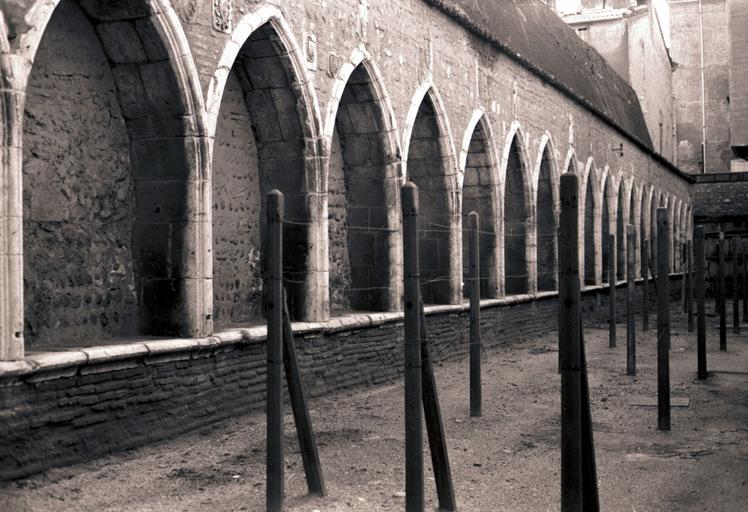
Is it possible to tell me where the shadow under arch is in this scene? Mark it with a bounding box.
[323,47,402,313]
[500,121,533,296]
[460,109,500,298]
[582,157,600,286]
[19,0,210,349]
[206,6,324,322]
[534,133,559,292]
[401,78,460,304]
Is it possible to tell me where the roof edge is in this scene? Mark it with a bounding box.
[420,0,693,184]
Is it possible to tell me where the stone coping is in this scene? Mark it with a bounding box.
[0,273,684,381]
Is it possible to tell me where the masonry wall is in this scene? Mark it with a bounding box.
[22,1,138,347]
[0,279,683,481]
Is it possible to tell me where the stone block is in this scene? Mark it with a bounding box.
[134,18,170,61]
[112,65,149,119]
[140,61,186,115]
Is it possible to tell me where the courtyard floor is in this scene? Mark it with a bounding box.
[3,306,747,511]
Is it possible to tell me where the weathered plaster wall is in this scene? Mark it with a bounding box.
[670,0,731,173]
[22,1,138,347]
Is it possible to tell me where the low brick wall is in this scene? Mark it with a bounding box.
[0,277,683,481]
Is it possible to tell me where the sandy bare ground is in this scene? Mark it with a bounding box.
[3,306,747,511]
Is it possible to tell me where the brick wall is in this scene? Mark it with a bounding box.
[0,279,683,481]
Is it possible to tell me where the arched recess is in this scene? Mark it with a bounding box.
[673,200,682,272]
[324,49,401,313]
[601,170,613,284]
[460,110,499,298]
[582,159,598,286]
[402,80,460,304]
[640,185,651,278]
[20,0,209,348]
[535,134,558,292]
[501,123,533,295]
[616,178,626,281]
[206,8,323,323]
[627,181,638,278]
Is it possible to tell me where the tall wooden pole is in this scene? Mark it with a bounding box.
[718,232,726,351]
[743,237,748,322]
[682,242,688,313]
[469,212,482,417]
[402,182,423,512]
[559,174,583,512]
[695,226,707,380]
[657,208,671,431]
[626,226,636,376]
[687,239,694,333]
[266,190,284,512]
[642,240,650,332]
[733,237,741,334]
[608,234,616,348]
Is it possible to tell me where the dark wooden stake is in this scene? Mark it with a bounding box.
[682,242,688,313]
[419,301,457,512]
[687,239,694,333]
[402,182,423,512]
[266,190,284,512]
[578,318,600,512]
[282,291,325,496]
[559,174,583,512]
[743,241,748,322]
[626,226,636,376]
[608,234,616,348]
[468,211,482,417]
[643,240,650,332]
[733,238,740,334]
[718,232,726,351]
[695,226,707,380]
[657,208,671,431]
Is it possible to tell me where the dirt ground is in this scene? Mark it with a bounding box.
[3,306,747,512]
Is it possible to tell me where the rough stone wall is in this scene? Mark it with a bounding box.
[0,280,683,481]
[211,68,263,328]
[462,122,497,298]
[327,128,352,313]
[22,1,137,347]
[670,0,731,173]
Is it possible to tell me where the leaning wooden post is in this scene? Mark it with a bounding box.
[695,226,707,380]
[642,240,650,332]
[687,239,694,333]
[559,174,583,511]
[266,190,284,512]
[657,208,671,431]
[718,232,726,351]
[626,226,636,376]
[608,234,616,348]
[402,182,423,512]
[681,242,688,313]
[733,238,740,334]
[743,237,748,321]
[468,212,482,417]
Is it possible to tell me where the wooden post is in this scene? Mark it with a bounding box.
[559,174,583,512]
[743,237,747,322]
[402,182,423,512]
[282,292,325,496]
[266,190,284,512]
[608,234,616,348]
[718,232,726,351]
[468,212,482,417]
[687,239,694,333]
[682,242,688,313]
[419,302,457,512]
[733,238,740,334]
[642,240,650,332]
[695,226,707,380]
[626,226,636,376]
[657,208,671,431]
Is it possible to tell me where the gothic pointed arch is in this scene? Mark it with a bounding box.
[582,158,599,286]
[460,110,500,298]
[20,0,210,348]
[601,168,613,284]
[535,134,558,291]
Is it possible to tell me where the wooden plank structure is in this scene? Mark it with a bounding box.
[657,208,671,431]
